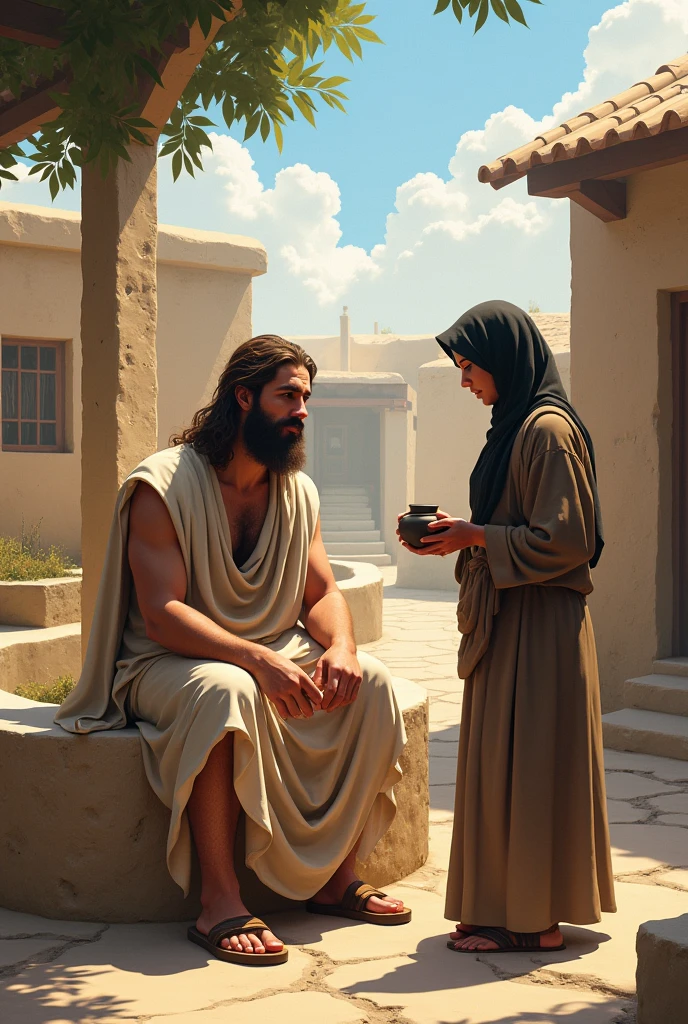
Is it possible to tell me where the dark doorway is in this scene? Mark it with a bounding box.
[313,407,381,525]
[672,291,688,654]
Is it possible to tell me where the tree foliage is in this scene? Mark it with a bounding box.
[0,0,537,196]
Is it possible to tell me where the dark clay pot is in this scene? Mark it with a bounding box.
[398,504,448,549]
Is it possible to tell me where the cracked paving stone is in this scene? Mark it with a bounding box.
[648,792,688,815]
[0,922,310,1021]
[0,937,64,971]
[479,882,688,996]
[611,823,688,875]
[147,990,369,1024]
[656,813,688,826]
[603,772,680,801]
[430,758,457,786]
[274,887,449,964]
[327,952,628,1024]
[0,907,103,941]
[606,800,651,825]
[603,749,688,782]
[655,867,688,889]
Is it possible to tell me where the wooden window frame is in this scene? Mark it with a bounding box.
[1,338,66,453]
[672,292,688,655]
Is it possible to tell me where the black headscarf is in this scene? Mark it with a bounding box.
[436,299,604,568]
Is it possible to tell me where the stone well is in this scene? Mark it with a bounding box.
[330,559,383,644]
[636,914,688,1024]
[0,679,428,923]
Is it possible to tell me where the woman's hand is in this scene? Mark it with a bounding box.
[397,508,485,557]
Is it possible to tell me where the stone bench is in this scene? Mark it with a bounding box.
[637,914,688,1023]
[0,678,428,923]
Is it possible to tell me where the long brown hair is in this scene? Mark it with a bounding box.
[170,335,317,467]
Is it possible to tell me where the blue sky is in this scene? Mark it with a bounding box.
[5,0,687,334]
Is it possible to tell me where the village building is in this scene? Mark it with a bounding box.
[0,201,266,559]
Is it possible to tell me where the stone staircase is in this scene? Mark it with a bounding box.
[602,657,688,761]
[320,485,392,567]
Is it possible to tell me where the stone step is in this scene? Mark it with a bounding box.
[653,657,688,678]
[602,708,688,762]
[322,531,381,543]
[625,674,688,717]
[321,510,373,521]
[320,518,376,530]
[319,485,368,493]
[320,495,371,506]
[328,553,392,566]
[324,541,386,556]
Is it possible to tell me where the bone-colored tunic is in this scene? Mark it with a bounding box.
[56,445,405,899]
[445,407,616,932]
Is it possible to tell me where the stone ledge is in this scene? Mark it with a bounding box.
[0,622,81,694]
[637,913,688,1023]
[0,575,81,628]
[0,679,428,922]
[330,560,383,644]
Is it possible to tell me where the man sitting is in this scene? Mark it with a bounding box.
[56,335,410,965]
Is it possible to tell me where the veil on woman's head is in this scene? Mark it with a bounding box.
[436,300,604,568]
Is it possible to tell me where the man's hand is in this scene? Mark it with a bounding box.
[313,642,363,713]
[253,650,324,721]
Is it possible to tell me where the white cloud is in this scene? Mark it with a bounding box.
[3,0,687,333]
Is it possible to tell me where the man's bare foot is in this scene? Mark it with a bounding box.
[449,924,564,952]
[196,895,284,955]
[311,865,405,915]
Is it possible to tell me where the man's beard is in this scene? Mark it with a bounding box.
[242,402,306,474]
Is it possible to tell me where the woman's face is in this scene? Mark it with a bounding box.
[453,354,499,406]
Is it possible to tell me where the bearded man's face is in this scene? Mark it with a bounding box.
[242,395,306,474]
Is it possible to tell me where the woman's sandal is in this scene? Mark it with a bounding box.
[306,880,412,926]
[447,925,566,953]
[187,914,289,965]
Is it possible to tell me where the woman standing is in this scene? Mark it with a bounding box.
[401,300,615,953]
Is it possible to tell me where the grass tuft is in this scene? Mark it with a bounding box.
[15,675,76,704]
[0,523,76,581]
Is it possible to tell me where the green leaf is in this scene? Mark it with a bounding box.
[244,110,261,140]
[49,173,59,202]
[451,0,463,21]
[353,27,382,43]
[0,169,18,181]
[172,150,183,181]
[272,118,284,153]
[475,0,490,31]
[133,55,163,88]
[260,112,270,142]
[504,0,528,24]
[293,91,316,127]
[222,95,236,127]
[187,116,216,127]
[490,0,509,22]
[334,32,353,61]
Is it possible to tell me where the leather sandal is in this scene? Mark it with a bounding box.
[447,925,565,953]
[188,914,288,965]
[306,880,412,925]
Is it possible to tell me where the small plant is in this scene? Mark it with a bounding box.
[0,522,76,581]
[528,300,541,314]
[380,326,393,334]
[15,675,76,705]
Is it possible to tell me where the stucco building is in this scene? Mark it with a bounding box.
[0,202,266,559]
[479,52,688,763]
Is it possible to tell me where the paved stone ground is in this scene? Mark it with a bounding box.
[2,575,688,1023]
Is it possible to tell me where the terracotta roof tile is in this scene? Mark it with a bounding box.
[479,53,688,185]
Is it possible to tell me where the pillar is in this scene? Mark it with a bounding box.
[339,305,351,371]
[80,144,159,648]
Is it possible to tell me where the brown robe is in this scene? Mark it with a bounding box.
[445,406,616,932]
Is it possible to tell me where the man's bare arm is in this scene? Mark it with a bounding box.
[127,483,321,719]
[301,518,362,711]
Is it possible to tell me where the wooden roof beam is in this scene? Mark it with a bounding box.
[0,0,65,49]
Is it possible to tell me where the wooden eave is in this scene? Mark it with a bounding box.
[0,2,242,148]
[522,123,688,222]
